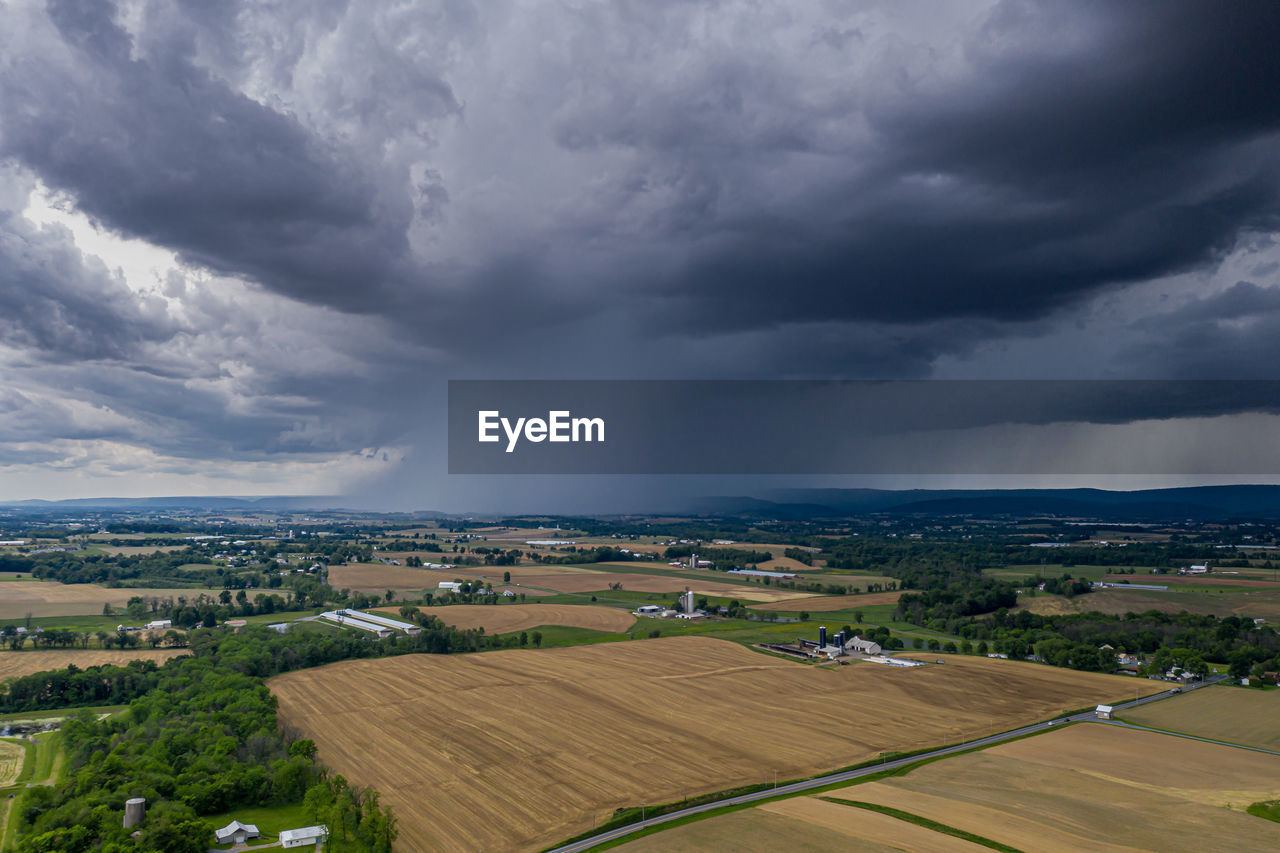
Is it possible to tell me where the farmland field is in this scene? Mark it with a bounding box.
[1016,586,1280,622]
[269,636,1161,852]
[0,649,186,680]
[0,739,23,787]
[826,725,1280,851]
[375,604,636,634]
[750,592,901,612]
[1120,685,1280,749]
[615,798,979,853]
[0,581,203,620]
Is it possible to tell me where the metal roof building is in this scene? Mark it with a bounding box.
[320,611,394,638]
[342,608,422,636]
[214,820,259,845]
[280,825,328,848]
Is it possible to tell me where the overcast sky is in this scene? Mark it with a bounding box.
[2,0,1279,510]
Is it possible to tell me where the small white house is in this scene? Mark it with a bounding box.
[280,825,328,848]
[214,820,259,845]
[1095,704,1114,720]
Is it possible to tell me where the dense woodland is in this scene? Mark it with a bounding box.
[11,628,406,853]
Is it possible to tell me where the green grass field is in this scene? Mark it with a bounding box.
[1119,684,1280,750]
[205,801,313,844]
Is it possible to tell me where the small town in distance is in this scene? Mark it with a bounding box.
[0,488,1279,851]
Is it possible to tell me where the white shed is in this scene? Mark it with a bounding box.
[1095,704,1114,720]
[214,820,259,845]
[280,825,328,848]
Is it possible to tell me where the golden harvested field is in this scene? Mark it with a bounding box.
[269,636,1160,852]
[0,649,186,680]
[828,724,1280,851]
[330,562,607,592]
[94,545,186,556]
[0,740,24,787]
[614,801,942,853]
[1017,587,1280,622]
[751,592,902,612]
[506,570,814,602]
[0,581,201,620]
[375,604,636,634]
[328,564,467,591]
[1121,685,1280,749]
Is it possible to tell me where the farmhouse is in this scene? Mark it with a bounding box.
[214,819,259,845]
[280,825,328,848]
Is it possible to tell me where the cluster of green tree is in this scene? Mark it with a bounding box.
[1036,574,1093,597]
[769,578,896,595]
[0,613,558,715]
[894,571,1018,623]
[465,547,523,565]
[661,546,774,566]
[13,655,395,853]
[903,604,1280,677]
[532,546,640,565]
[783,547,814,565]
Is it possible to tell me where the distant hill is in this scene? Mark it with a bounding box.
[697,485,1280,521]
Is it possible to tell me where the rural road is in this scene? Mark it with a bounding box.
[544,674,1229,853]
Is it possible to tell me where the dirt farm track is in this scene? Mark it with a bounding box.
[268,636,1161,852]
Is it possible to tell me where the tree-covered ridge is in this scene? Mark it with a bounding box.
[12,630,400,852]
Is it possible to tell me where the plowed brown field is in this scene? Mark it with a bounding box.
[269,636,1160,852]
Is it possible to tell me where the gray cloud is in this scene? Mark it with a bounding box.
[3,0,1280,503]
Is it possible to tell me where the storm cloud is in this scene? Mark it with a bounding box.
[2,0,1280,503]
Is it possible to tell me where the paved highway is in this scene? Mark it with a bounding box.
[545,674,1229,853]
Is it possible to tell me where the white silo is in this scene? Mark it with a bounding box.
[123,797,146,828]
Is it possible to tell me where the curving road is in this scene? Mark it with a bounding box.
[545,675,1228,853]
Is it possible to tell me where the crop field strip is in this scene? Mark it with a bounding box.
[0,740,23,788]
[330,562,814,601]
[0,649,186,680]
[825,724,1280,851]
[269,636,1161,852]
[750,591,902,612]
[0,581,202,620]
[1119,684,1280,750]
[373,604,637,634]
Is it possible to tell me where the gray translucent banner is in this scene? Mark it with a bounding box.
[448,380,1280,474]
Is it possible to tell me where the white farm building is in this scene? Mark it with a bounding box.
[280,825,328,848]
[341,609,421,636]
[214,820,259,845]
[319,611,393,639]
[845,636,882,655]
[320,609,421,637]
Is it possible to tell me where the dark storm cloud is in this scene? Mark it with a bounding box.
[1123,280,1280,379]
[4,0,1278,351]
[0,0,447,311]
[654,1,1280,329]
[0,179,179,361]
